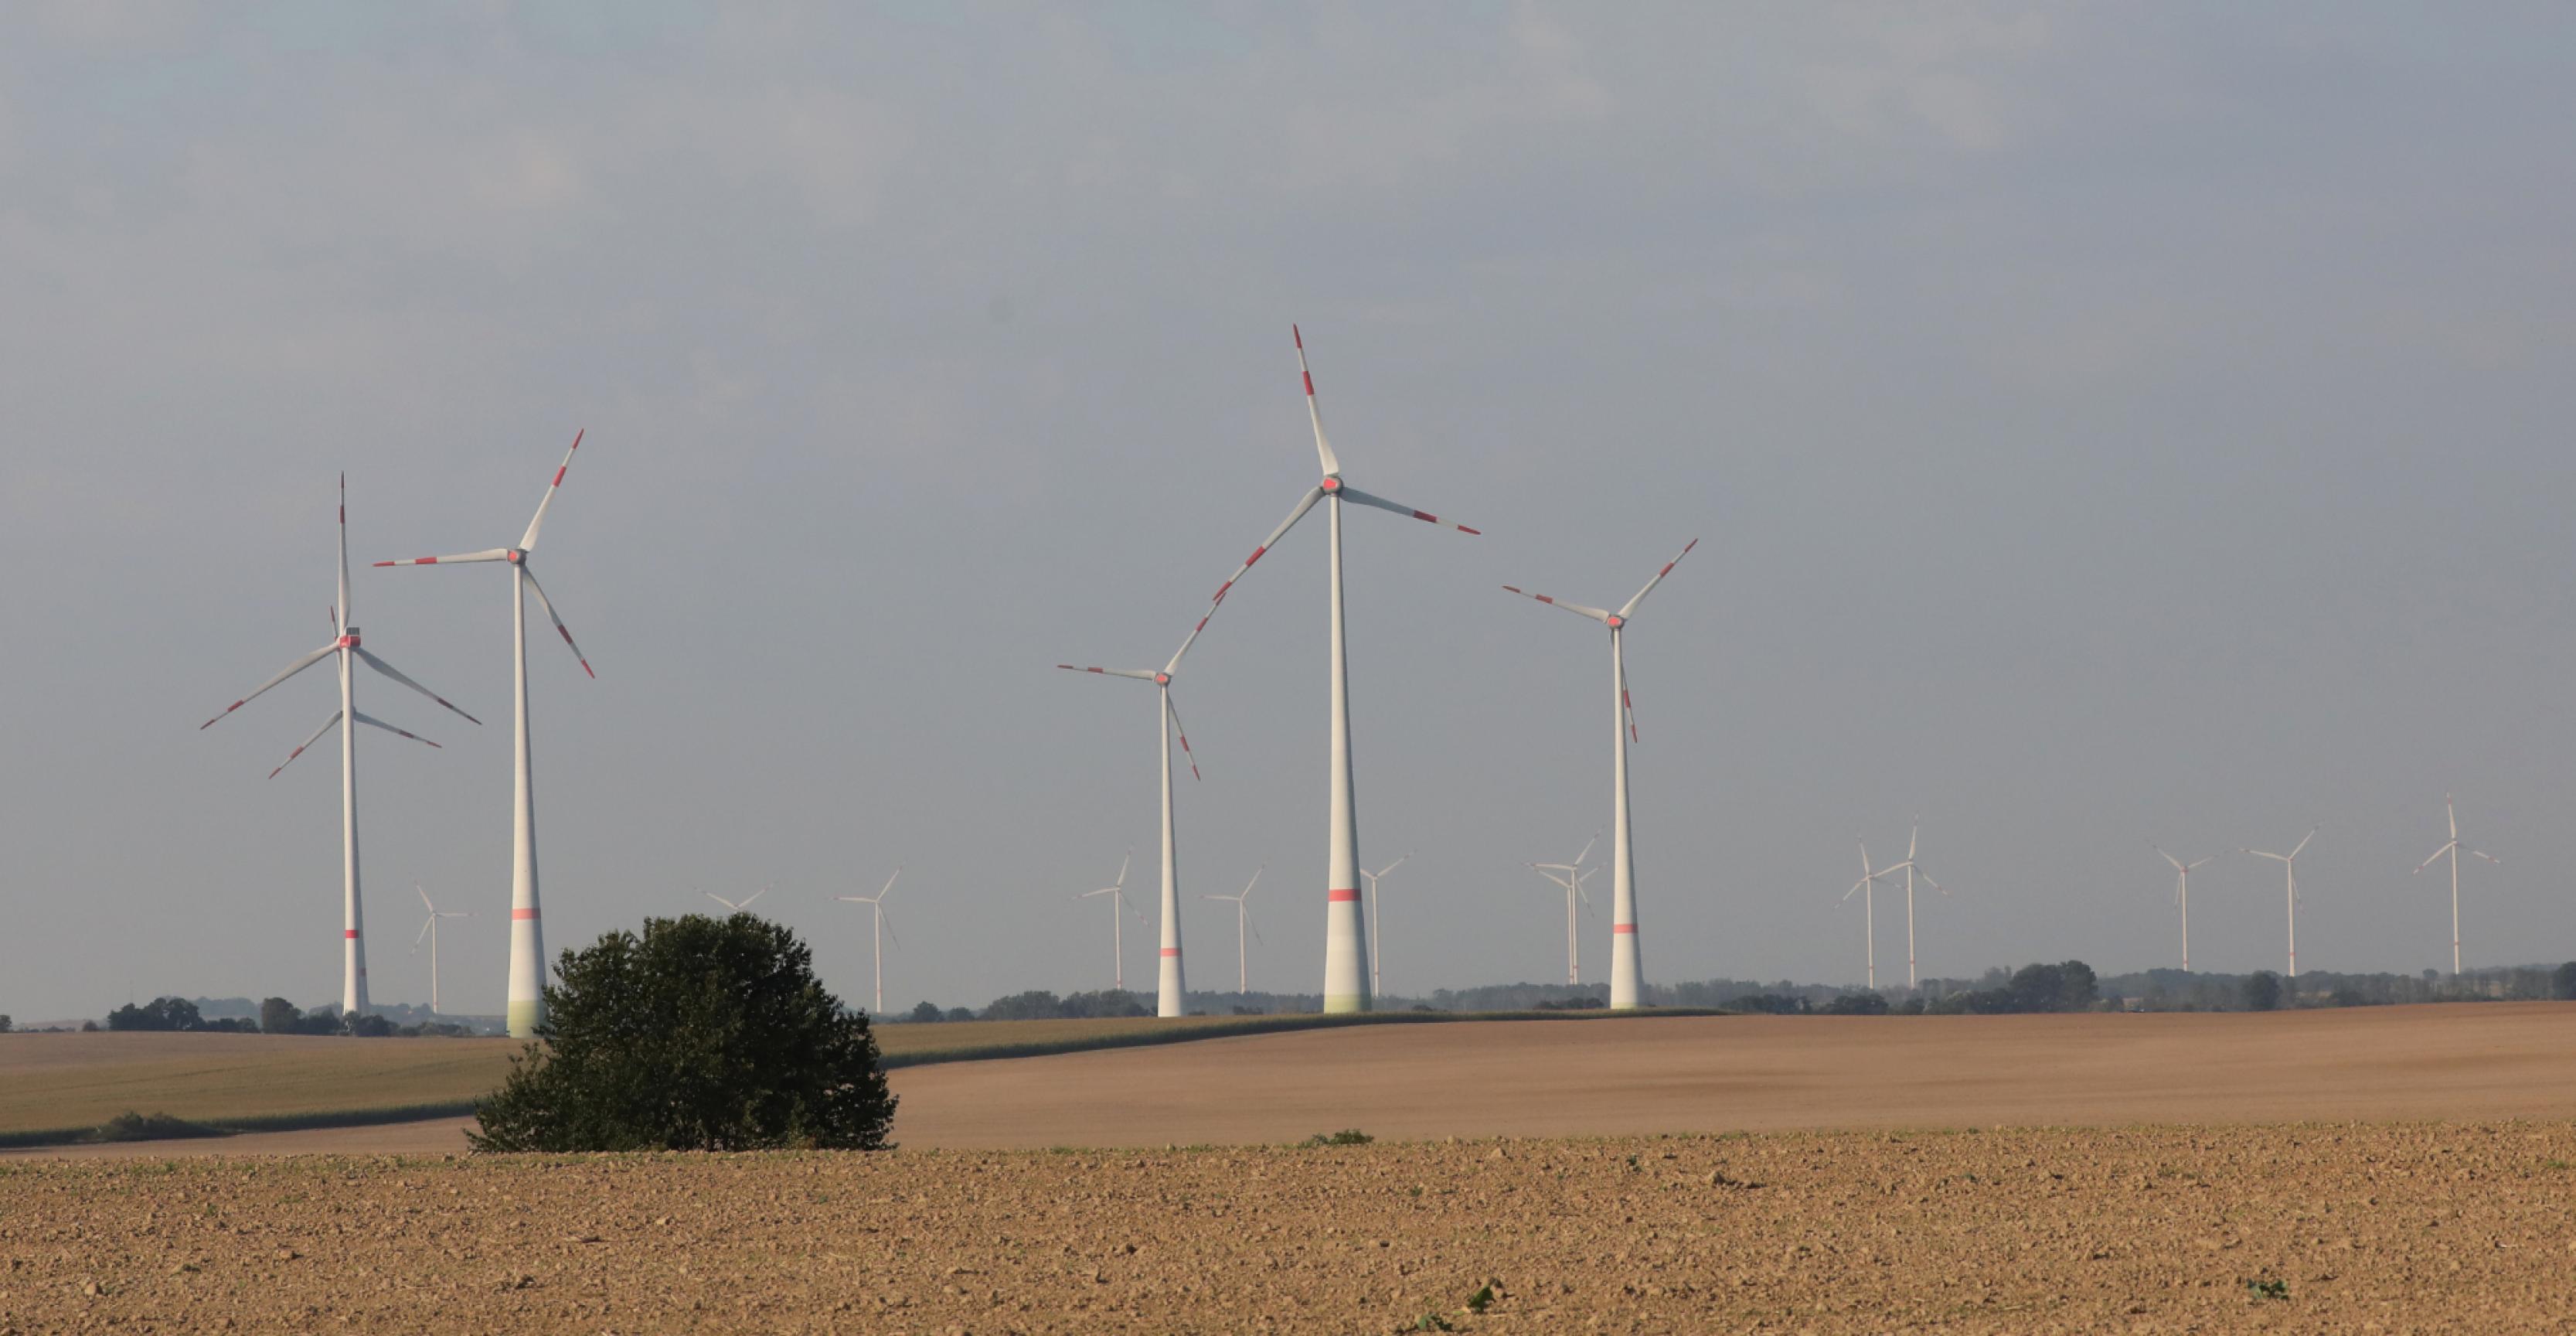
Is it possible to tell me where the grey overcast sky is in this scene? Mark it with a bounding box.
[5,3,2574,1021]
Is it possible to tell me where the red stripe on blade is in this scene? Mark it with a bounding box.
[1303,371,1315,396]
[1458,526,1481,535]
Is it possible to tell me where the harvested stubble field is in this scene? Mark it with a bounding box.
[4,1123,2574,1334]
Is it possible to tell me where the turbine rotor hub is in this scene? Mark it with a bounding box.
[506,549,526,565]
[1154,673,1171,686]
[1320,475,1342,492]
[1605,615,1625,629]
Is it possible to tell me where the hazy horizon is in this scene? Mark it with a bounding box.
[5,5,2574,1023]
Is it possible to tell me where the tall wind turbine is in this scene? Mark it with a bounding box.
[2414,796,2499,976]
[1528,833,1599,986]
[201,475,478,1020]
[1191,327,1479,1013]
[1076,852,1144,993]
[1502,539,1698,1009]
[375,431,594,1038]
[1056,610,1225,1019]
[1201,866,1264,994]
[703,887,767,913]
[1839,840,1901,990]
[410,884,471,1015]
[2243,827,2318,980]
[836,868,902,1014]
[1360,854,1409,998]
[2154,848,2216,972]
[1870,818,1950,989]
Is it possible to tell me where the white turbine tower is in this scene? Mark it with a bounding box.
[2154,847,2216,973]
[1502,539,1698,1010]
[1076,852,1145,993]
[1528,833,1600,987]
[201,475,478,1021]
[703,888,767,913]
[1360,854,1408,998]
[1840,840,1901,990]
[836,868,902,1014]
[1870,818,1950,990]
[1201,866,1264,995]
[2414,796,2499,977]
[375,431,594,1038]
[1057,611,1226,1019]
[410,884,470,1015]
[1192,327,1479,1013]
[2243,827,2318,980]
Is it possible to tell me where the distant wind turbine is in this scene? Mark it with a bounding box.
[410,884,471,1016]
[836,868,902,1014]
[2414,796,2499,977]
[2154,848,2216,973]
[1870,817,1950,988]
[1361,854,1409,998]
[1528,833,1600,986]
[2243,827,2319,979]
[1076,852,1145,993]
[1201,866,1264,994]
[1840,840,1902,990]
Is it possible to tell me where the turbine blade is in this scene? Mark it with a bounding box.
[879,867,902,901]
[1166,692,1201,782]
[2470,849,2500,865]
[201,643,336,729]
[353,648,482,726]
[2156,847,2185,872]
[519,568,594,678]
[1055,664,1159,681]
[879,907,898,948]
[417,884,434,914]
[373,549,512,567]
[1620,653,1639,745]
[1292,324,1341,476]
[1336,484,1480,536]
[266,711,343,779]
[2289,827,2317,859]
[1376,854,1410,880]
[1201,486,1326,619]
[350,709,441,749]
[412,917,433,949]
[2186,856,2215,871]
[1615,537,1700,619]
[1242,865,1262,899]
[1499,584,1611,623]
[520,428,585,552]
[337,473,352,636]
[1114,850,1131,890]
[2414,843,2455,875]
[738,888,766,910]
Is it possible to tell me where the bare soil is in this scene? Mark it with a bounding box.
[5,1123,2573,1333]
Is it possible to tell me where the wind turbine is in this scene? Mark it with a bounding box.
[375,430,594,1038]
[1076,852,1145,993]
[1528,833,1599,987]
[201,475,478,1021]
[703,887,767,913]
[1201,865,1264,994]
[2243,827,2319,980]
[410,884,471,1015]
[835,868,902,1014]
[1501,539,1698,1009]
[2154,847,2216,973]
[1056,608,1227,1019]
[2414,796,2499,977]
[1360,854,1409,998]
[1191,327,1479,1013]
[1839,840,1902,990]
[1870,818,1950,990]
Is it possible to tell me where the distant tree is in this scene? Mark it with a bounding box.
[0,1014,11,1033]
[2242,971,2283,1012]
[981,990,1065,1021]
[80,1020,98,1032]
[1821,993,1890,1016]
[944,1007,975,1023]
[908,1000,944,1024]
[2554,963,2576,1001]
[469,914,895,1153]
[347,1013,393,1038]
[2006,963,2066,1013]
[259,997,303,1034]
[1058,990,1150,1019]
[107,997,204,1032]
[1730,993,1808,1015]
[2056,960,2098,1011]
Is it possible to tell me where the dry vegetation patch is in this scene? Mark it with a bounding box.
[4,1123,2571,1333]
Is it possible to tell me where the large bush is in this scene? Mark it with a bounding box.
[2241,970,2284,1012]
[2554,963,2576,1001]
[470,913,895,1152]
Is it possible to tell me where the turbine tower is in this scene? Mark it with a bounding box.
[703,888,767,912]
[1201,866,1264,994]
[1840,840,1901,990]
[410,884,470,1015]
[1870,818,1949,989]
[2243,827,2318,980]
[1528,833,1599,986]
[2413,796,2499,977]
[836,868,902,1014]
[1057,608,1227,1018]
[1502,539,1698,1009]
[2154,848,2215,973]
[1076,852,1144,993]
[375,430,594,1038]
[1192,327,1479,1012]
[1360,854,1408,998]
[201,475,478,1020]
